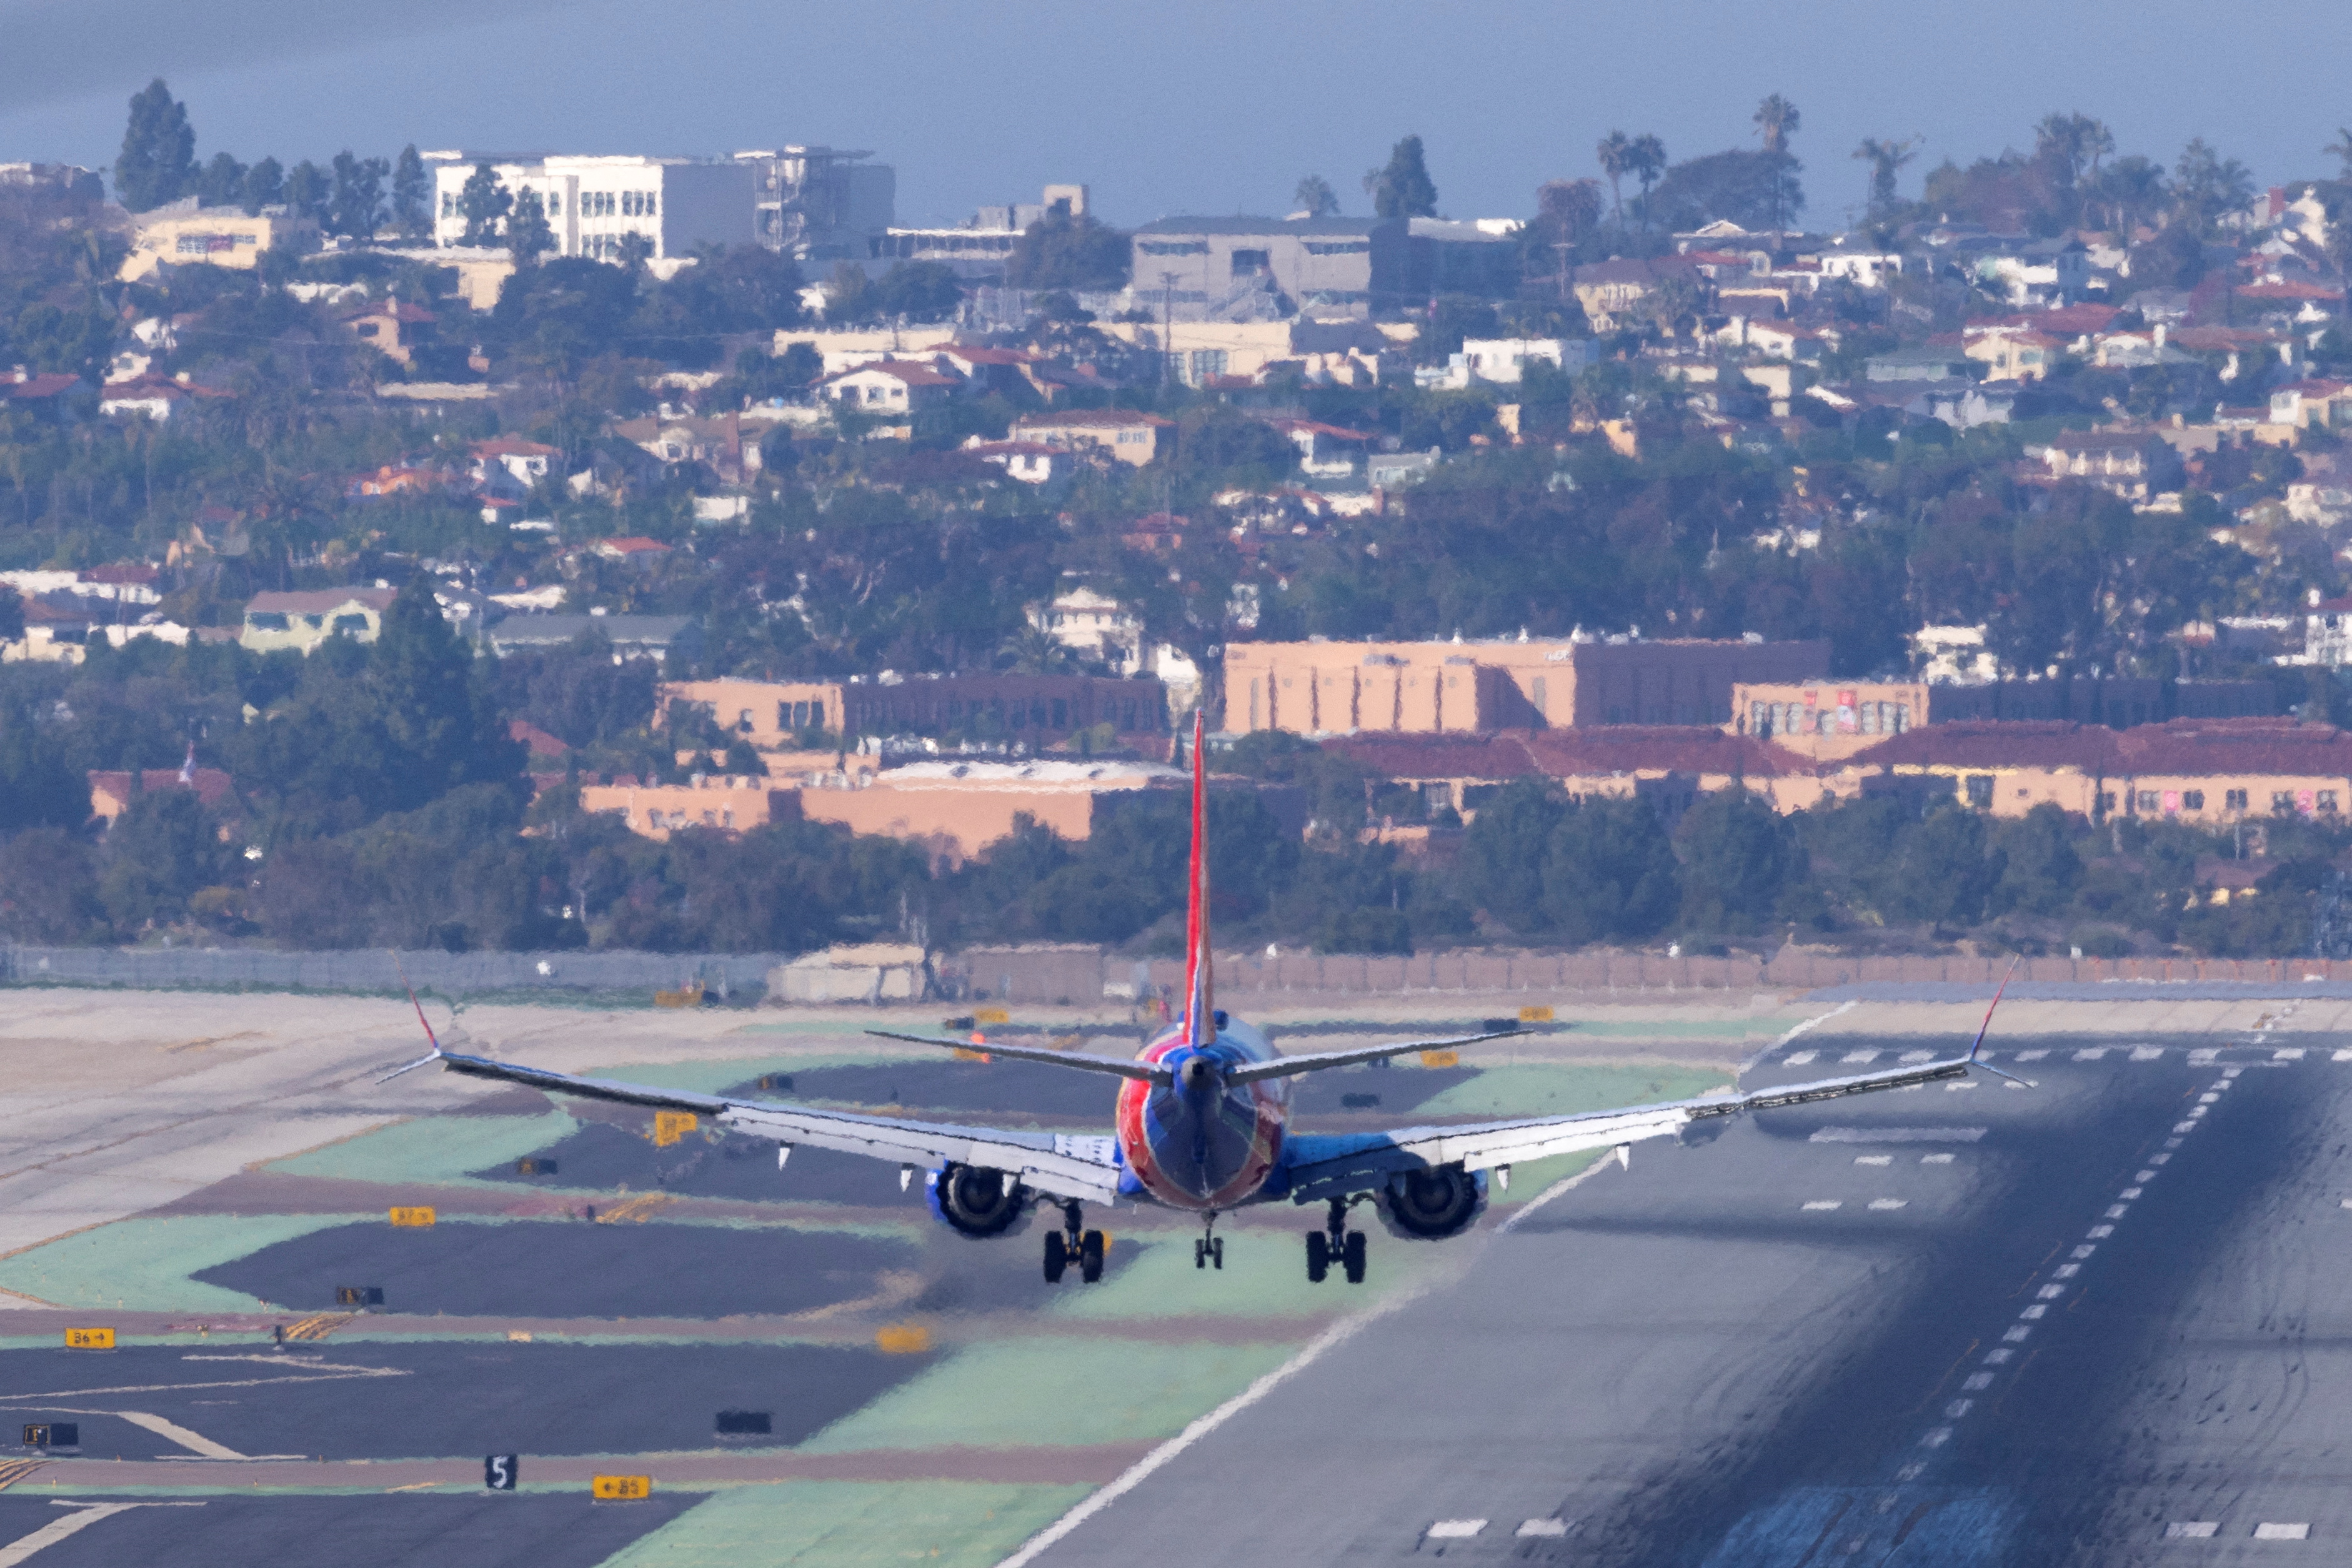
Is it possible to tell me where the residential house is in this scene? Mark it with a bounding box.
[1012,409,1174,467]
[96,373,229,421]
[1964,326,2065,382]
[1437,337,1598,388]
[1265,418,1370,479]
[486,613,700,663]
[1909,383,2018,429]
[117,200,319,281]
[2270,379,2352,431]
[2030,431,2184,500]
[339,300,437,367]
[239,587,400,654]
[1974,239,2090,307]
[962,439,1066,484]
[797,760,1197,866]
[611,412,760,483]
[1405,217,1521,297]
[471,438,559,493]
[1816,248,1904,288]
[1569,256,1709,333]
[87,763,238,826]
[1865,347,1972,383]
[817,360,960,426]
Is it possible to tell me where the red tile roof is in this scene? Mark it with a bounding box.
[509,718,569,757]
[1326,727,1813,780]
[2113,718,2352,777]
[1015,410,1175,430]
[472,437,560,458]
[825,360,960,388]
[1846,720,2121,771]
[88,767,237,813]
[3,372,79,400]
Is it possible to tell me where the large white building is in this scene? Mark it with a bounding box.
[426,153,755,261]
[424,148,892,265]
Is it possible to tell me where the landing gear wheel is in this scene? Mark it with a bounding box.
[1342,1229,1367,1284]
[1044,1231,1068,1284]
[1306,1231,1329,1283]
[1193,1238,1208,1269]
[1079,1230,1106,1284]
[1209,1237,1223,1270]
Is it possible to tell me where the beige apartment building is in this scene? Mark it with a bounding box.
[119,204,320,280]
[1223,636,1829,737]
[662,673,1168,748]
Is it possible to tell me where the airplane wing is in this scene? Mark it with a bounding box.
[865,1030,1172,1085]
[429,1050,1122,1203]
[1276,1053,1974,1206]
[1224,1028,1524,1084]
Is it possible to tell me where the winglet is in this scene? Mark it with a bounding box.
[1181,711,1213,1050]
[379,953,445,1084]
[1968,955,2036,1088]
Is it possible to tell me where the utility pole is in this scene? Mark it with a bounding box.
[1159,270,1177,389]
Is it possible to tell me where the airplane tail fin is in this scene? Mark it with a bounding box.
[1182,712,1213,1048]
[377,955,447,1084]
[1968,955,2037,1088]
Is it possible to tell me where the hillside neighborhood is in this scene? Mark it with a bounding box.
[8,85,2352,965]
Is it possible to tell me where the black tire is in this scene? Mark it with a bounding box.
[1342,1229,1367,1284]
[1211,1237,1223,1271]
[1044,1232,1067,1284]
[1306,1231,1328,1283]
[1193,1239,1207,1269]
[1080,1230,1106,1284]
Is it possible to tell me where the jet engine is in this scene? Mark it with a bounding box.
[927,1163,1031,1238]
[1376,1163,1487,1239]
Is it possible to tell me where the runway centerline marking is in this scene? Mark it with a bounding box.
[1515,1518,1569,1538]
[1802,1201,1842,1211]
[2165,1522,2219,1539]
[1425,1520,1486,1539]
[2253,1522,2311,1541]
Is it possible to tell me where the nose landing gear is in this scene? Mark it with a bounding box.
[1194,1213,1223,1269]
[1306,1196,1368,1284]
[1044,1201,1106,1284]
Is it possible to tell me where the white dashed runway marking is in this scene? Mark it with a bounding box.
[2165,1522,2219,1539]
[1426,1519,1485,1539]
[2253,1522,2311,1541]
[1514,1519,1569,1539]
[1801,1200,1842,1211]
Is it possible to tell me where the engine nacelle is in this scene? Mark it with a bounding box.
[1376,1163,1487,1240]
[926,1163,1031,1238]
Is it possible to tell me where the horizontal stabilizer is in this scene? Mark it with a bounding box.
[865,1030,1174,1085]
[1223,1028,1521,1085]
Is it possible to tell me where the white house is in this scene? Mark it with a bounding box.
[817,360,961,420]
[1433,337,1599,389]
[963,439,1064,484]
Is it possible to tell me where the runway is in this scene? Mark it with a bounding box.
[1012,1034,2352,1566]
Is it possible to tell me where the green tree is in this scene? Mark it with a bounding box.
[1990,803,2084,917]
[1459,778,1565,935]
[1627,134,1667,225]
[1884,804,2004,931]
[98,788,224,930]
[1005,212,1130,290]
[283,159,330,225]
[2171,137,2254,239]
[1364,134,1439,219]
[822,260,872,322]
[242,156,284,214]
[367,576,526,813]
[458,162,511,246]
[0,584,22,646]
[1597,130,1632,229]
[328,151,388,239]
[1753,93,1802,231]
[1853,136,1918,224]
[114,78,196,212]
[1293,174,1340,217]
[390,144,429,237]
[506,187,555,265]
[196,151,247,208]
[1542,796,1679,943]
[1675,788,1806,934]
[869,260,961,322]
[0,828,104,944]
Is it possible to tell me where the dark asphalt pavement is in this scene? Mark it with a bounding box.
[0,1492,700,1568]
[1014,1033,2352,1566]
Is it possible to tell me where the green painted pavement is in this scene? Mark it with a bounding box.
[1413,1063,1731,1119]
[269,1111,576,1186]
[797,1337,1295,1454]
[592,1481,1094,1568]
[0,1214,363,1312]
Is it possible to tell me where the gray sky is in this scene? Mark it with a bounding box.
[1,0,2343,231]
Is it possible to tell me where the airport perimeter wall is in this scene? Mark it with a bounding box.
[4,943,2343,1006]
[0,946,785,998]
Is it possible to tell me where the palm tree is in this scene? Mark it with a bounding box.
[1754,95,1801,234]
[1754,94,1800,157]
[1627,134,1667,227]
[2326,128,2352,181]
[2095,154,2167,239]
[1853,137,1920,224]
[1597,130,1632,231]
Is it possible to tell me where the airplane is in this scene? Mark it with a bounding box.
[390,715,2027,1287]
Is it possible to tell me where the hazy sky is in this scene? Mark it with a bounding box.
[1,0,2345,231]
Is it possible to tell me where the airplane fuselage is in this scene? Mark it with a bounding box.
[1115,1015,1288,1211]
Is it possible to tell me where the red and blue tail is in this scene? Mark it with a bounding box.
[1181,712,1214,1048]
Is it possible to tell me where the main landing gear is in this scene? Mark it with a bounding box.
[1306,1197,1368,1285]
[1044,1201,1105,1285]
[1195,1213,1223,1271]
